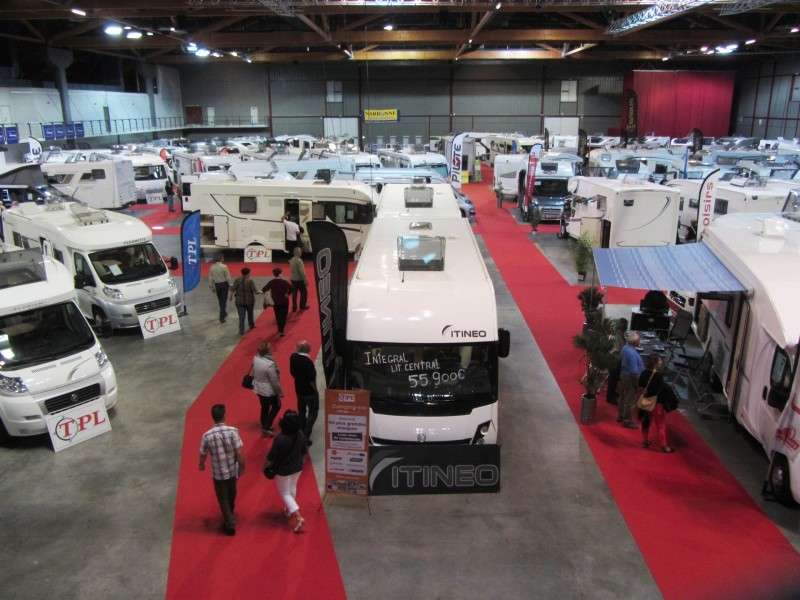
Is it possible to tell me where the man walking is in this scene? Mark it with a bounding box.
[618,331,644,429]
[289,246,308,312]
[283,213,301,254]
[165,179,176,213]
[231,267,258,335]
[290,340,319,446]
[208,255,232,323]
[199,404,245,536]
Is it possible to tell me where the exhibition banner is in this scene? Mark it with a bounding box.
[325,389,370,496]
[307,221,349,388]
[244,244,272,263]
[75,123,85,138]
[449,133,465,190]
[622,89,638,140]
[0,127,4,144]
[523,146,540,207]
[5,126,18,144]
[364,109,398,122]
[138,306,181,339]
[369,444,501,495]
[42,124,55,140]
[696,168,721,240]
[45,398,112,453]
[54,123,65,140]
[180,210,201,293]
[65,123,76,139]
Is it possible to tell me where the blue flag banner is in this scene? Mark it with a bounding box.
[5,126,18,144]
[0,127,4,144]
[54,123,65,139]
[66,123,76,139]
[75,123,85,138]
[42,124,55,140]
[180,210,201,293]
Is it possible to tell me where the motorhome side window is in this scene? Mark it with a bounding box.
[715,199,728,215]
[47,173,73,185]
[312,203,325,220]
[768,348,792,410]
[239,196,257,214]
[74,253,94,284]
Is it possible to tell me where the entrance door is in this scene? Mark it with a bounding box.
[727,297,750,415]
[185,105,203,125]
[213,215,229,246]
[324,117,359,140]
[544,117,580,136]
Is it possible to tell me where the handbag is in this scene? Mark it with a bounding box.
[636,370,658,412]
[241,367,254,390]
[263,286,274,308]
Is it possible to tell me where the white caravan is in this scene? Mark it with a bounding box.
[587,135,621,149]
[376,183,463,219]
[104,150,169,204]
[346,215,510,444]
[188,179,374,253]
[487,134,543,163]
[377,149,448,177]
[561,177,679,247]
[171,147,242,184]
[697,212,800,504]
[41,153,136,209]
[3,203,181,330]
[0,244,117,440]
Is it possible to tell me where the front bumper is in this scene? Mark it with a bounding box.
[101,287,182,328]
[369,403,498,445]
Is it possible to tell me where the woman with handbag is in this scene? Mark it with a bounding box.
[262,268,292,337]
[264,410,306,533]
[637,354,675,453]
[253,341,283,437]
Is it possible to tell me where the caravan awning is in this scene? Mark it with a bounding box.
[592,243,746,292]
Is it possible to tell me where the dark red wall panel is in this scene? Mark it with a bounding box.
[625,70,735,137]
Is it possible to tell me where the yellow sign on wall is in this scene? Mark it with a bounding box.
[364,109,398,122]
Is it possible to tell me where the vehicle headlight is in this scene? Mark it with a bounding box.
[0,373,28,395]
[103,286,123,299]
[168,277,177,289]
[95,349,109,369]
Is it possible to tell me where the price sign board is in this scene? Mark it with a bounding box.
[325,389,370,496]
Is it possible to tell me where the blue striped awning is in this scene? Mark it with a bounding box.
[592,243,746,292]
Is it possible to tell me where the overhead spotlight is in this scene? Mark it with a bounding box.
[123,26,132,30]
[104,24,123,36]
[745,39,756,45]
[169,27,176,32]
[187,41,197,50]
[146,31,154,36]
[195,48,210,57]
[662,56,669,62]
[792,27,799,33]
[211,52,222,58]
[70,8,87,17]
[126,31,143,40]
[384,24,394,31]
[245,58,253,63]
[468,38,473,43]
[306,46,310,52]
[230,51,238,56]
[495,2,502,9]
[700,45,708,52]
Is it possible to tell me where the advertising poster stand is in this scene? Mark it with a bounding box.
[324,389,371,511]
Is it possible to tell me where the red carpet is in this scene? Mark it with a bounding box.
[465,180,800,600]
[165,261,346,600]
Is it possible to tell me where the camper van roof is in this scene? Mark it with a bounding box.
[191,178,373,201]
[704,213,800,349]
[0,244,75,316]
[377,183,461,218]
[572,176,676,195]
[348,216,497,344]
[4,202,152,251]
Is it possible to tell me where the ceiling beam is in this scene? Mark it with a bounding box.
[49,20,102,43]
[20,19,45,42]
[702,13,757,35]
[456,9,495,58]
[297,13,334,44]
[763,12,785,33]
[145,16,250,59]
[339,14,384,31]
[558,12,604,30]
[563,42,598,56]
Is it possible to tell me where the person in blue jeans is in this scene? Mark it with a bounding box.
[230,268,258,335]
[618,331,644,429]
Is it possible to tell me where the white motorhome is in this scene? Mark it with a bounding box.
[377,149,448,178]
[3,203,181,330]
[696,212,800,504]
[376,183,463,219]
[41,153,136,209]
[346,215,510,444]
[106,150,169,204]
[188,179,374,253]
[172,147,242,184]
[587,135,621,149]
[0,244,117,440]
[561,177,679,247]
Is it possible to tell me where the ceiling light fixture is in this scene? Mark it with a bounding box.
[662,56,669,62]
[169,27,176,32]
[306,46,310,52]
[384,24,394,31]
[495,2,502,9]
[700,45,708,52]
[745,38,756,45]
[211,52,222,58]
[70,8,87,17]
[123,26,132,30]
[245,57,253,63]
[230,51,238,56]
[468,38,473,43]
[195,48,210,57]
[146,31,154,36]
[126,31,142,40]
[792,26,799,33]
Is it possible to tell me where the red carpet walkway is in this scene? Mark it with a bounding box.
[466,179,800,600]
[165,262,346,600]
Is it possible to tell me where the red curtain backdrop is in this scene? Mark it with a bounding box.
[622,70,735,137]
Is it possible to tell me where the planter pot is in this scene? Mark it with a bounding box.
[580,394,597,424]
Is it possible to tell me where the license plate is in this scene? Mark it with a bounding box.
[146,193,162,205]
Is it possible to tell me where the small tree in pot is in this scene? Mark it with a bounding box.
[573,316,616,423]
[577,286,605,332]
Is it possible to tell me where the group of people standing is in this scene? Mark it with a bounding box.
[199,340,319,535]
[206,248,309,336]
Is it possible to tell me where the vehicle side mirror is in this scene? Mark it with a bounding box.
[74,274,88,289]
[498,328,511,358]
[168,256,179,270]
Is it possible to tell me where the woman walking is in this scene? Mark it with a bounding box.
[253,341,283,437]
[265,411,306,532]
[637,354,676,453]
[262,267,292,337]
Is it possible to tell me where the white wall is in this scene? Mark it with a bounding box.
[155,66,183,119]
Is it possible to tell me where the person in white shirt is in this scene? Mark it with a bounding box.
[253,341,283,436]
[283,213,301,254]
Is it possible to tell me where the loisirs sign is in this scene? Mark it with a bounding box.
[696,168,721,240]
[364,109,399,122]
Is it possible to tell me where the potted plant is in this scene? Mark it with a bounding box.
[573,317,616,424]
[572,233,594,281]
[577,286,604,331]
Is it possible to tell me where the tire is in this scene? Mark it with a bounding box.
[92,307,112,338]
[0,418,10,444]
[768,453,794,506]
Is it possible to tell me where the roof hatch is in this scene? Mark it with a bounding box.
[0,248,46,290]
[397,235,445,271]
[404,184,434,208]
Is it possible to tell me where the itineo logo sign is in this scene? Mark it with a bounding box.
[244,244,272,263]
[45,398,112,452]
[138,306,181,339]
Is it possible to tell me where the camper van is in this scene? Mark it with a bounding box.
[561,177,679,247]
[376,183,463,219]
[377,149,448,177]
[696,212,800,504]
[2,203,181,330]
[188,179,374,253]
[0,244,117,440]
[41,153,136,209]
[518,153,583,223]
[172,146,242,184]
[98,150,169,204]
[346,215,510,444]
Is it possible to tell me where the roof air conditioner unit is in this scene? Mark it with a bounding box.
[70,203,109,226]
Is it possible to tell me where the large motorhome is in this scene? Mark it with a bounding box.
[487,134,543,164]
[188,179,374,253]
[517,153,583,223]
[41,153,136,209]
[377,149,448,177]
[0,244,117,440]
[3,203,181,330]
[346,215,510,444]
[375,183,463,219]
[696,212,800,504]
[104,150,170,204]
[172,146,242,184]
[561,177,679,247]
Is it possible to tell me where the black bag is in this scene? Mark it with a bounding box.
[263,465,277,479]
[661,384,679,413]
[242,367,254,390]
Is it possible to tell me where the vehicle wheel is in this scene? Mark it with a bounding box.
[0,418,10,444]
[768,453,794,505]
[93,308,112,338]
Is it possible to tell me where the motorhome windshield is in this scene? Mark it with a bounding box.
[0,301,94,370]
[348,342,496,411]
[134,165,167,181]
[770,168,797,180]
[535,179,568,197]
[428,163,449,178]
[616,159,641,174]
[89,242,166,284]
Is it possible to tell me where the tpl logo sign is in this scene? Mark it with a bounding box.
[138,306,181,339]
[55,409,107,442]
[144,312,178,334]
[244,245,271,262]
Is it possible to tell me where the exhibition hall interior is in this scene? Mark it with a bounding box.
[3,1,800,599]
